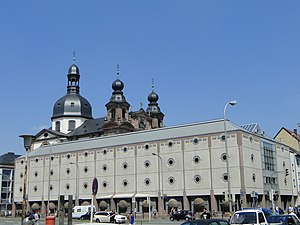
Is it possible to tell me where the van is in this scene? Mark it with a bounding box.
[230,209,268,225]
[72,205,95,219]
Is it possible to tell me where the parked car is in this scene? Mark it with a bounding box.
[230,209,268,225]
[267,215,300,225]
[181,219,229,225]
[170,210,193,221]
[93,211,113,223]
[114,214,127,224]
[72,205,95,219]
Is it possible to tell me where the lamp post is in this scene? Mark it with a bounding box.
[47,142,54,216]
[69,162,79,206]
[223,100,237,214]
[19,134,34,225]
[152,153,164,218]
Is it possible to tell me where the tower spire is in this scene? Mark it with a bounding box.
[73,51,76,64]
[116,64,120,79]
[152,78,155,91]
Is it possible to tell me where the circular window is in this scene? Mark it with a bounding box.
[168,142,173,147]
[44,133,48,137]
[193,138,199,144]
[20,173,23,178]
[49,185,53,191]
[66,168,70,175]
[221,135,226,141]
[84,152,88,157]
[83,182,88,189]
[168,158,175,166]
[145,178,151,186]
[144,160,150,168]
[221,153,227,161]
[51,156,54,161]
[50,170,54,176]
[103,164,107,171]
[33,186,37,192]
[222,173,229,182]
[193,156,200,164]
[103,149,107,155]
[283,161,286,167]
[102,181,107,188]
[84,166,88,173]
[168,176,175,184]
[34,171,38,177]
[145,144,149,150]
[123,180,128,187]
[123,147,127,152]
[35,158,39,163]
[20,160,24,164]
[252,173,256,182]
[122,163,128,170]
[251,154,254,162]
[194,175,201,183]
[66,183,70,190]
[67,154,71,159]
[19,187,22,192]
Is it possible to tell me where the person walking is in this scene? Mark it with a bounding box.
[34,210,40,225]
[129,211,135,225]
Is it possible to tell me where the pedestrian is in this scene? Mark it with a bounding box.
[275,206,280,215]
[201,208,211,219]
[34,210,40,225]
[289,204,294,213]
[129,211,135,225]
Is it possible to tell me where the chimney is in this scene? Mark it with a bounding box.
[294,129,298,135]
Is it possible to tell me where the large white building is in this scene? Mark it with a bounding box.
[13,63,299,216]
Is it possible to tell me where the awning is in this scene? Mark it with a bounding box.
[113,193,134,198]
[134,193,156,198]
[98,194,113,199]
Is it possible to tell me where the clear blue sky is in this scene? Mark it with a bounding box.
[1,1,300,155]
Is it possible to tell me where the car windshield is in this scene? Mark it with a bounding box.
[231,212,257,224]
[267,216,286,224]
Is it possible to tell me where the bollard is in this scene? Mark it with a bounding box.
[46,215,55,225]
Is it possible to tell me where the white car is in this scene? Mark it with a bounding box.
[93,211,127,224]
[114,214,127,224]
[231,209,268,225]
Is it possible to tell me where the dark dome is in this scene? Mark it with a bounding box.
[68,64,80,75]
[112,79,124,91]
[148,91,159,103]
[52,93,92,119]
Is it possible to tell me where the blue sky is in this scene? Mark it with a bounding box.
[1,1,300,155]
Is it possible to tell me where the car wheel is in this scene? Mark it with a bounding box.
[96,219,100,223]
[185,217,189,221]
[170,217,174,221]
[80,216,83,220]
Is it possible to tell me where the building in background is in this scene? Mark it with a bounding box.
[13,62,300,217]
[0,152,20,215]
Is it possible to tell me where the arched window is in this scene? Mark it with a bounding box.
[111,109,116,119]
[69,120,76,131]
[55,121,61,132]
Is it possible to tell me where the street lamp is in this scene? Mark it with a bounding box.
[69,162,79,206]
[47,142,54,216]
[152,152,164,218]
[223,100,237,213]
[19,134,34,225]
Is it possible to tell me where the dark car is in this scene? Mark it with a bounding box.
[267,215,300,225]
[170,210,193,221]
[79,212,93,220]
[181,219,229,225]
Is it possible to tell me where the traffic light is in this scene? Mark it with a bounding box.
[285,169,289,177]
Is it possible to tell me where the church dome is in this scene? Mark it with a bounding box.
[112,79,124,91]
[52,94,92,119]
[148,91,159,103]
[51,63,93,120]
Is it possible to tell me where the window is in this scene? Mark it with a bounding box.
[122,109,126,119]
[252,174,256,182]
[84,166,88,173]
[251,154,254,162]
[221,153,227,161]
[194,175,201,183]
[55,121,61,132]
[20,173,23,178]
[168,142,173,147]
[222,173,228,182]
[34,186,37,192]
[34,171,38,177]
[144,160,150,168]
[168,158,175,166]
[84,152,88,157]
[123,180,128,187]
[111,109,115,119]
[35,158,39,163]
[168,176,175,184]
[102,181,107,188]
[66,183,70,190]
[193,138,199,144]
[262,142,275,171]
[83,182,88,189]
[49,185,53,191]
[67,154,71,159]
[103,164,107,171]
[69,120,76,131]
[122,163,128,170]
[66,168,70,175]
[51,156,54,161]
[50,170,53,176]
[70,102,75,107]
[139,122,145,129]
[144,178,151,186]
[193,156,200,164]
[145,144,149,150]
[123,147,127,153]
[103,149,107,155]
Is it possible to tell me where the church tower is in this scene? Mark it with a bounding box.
[103,65,134,135]
[51,60,93,134]
[146,79,164,128]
